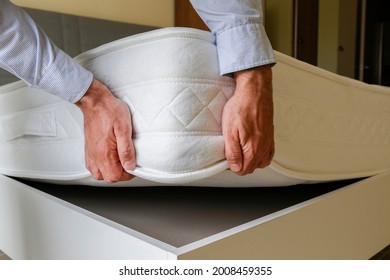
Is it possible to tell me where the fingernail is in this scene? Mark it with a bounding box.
[124,161,136,170]
[229,163,241,172]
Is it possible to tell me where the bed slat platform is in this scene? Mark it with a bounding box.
[1,173,389,260]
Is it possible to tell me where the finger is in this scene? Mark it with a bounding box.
[244,159,258,174]
[257,142,275,168]
[98,144,135,183]
[115,111,136,171]
[225,132,243,173]
[100,148,131,183]
[119,170,135,181]
[88,136,122,183]
[258,156,272,168]
[101,161,124,183]
[86,159,103,181]
[238,148,259,175]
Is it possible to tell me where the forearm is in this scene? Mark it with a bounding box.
[233,65,273,101]
[0,0,92,102]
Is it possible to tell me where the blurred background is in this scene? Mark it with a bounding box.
[10,0,390,86]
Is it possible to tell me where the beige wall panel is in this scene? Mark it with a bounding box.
[12,0,174,27]
[265,0,294,56]
[317,0,339,73]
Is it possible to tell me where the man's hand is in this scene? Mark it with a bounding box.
[222,65,275,175]
[76,79,136,183]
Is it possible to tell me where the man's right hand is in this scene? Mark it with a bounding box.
[222,65,275,175]
[76,79,136,183]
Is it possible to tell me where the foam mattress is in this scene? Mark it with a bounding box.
[0,27,389,187]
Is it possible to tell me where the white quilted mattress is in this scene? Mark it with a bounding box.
[0,28,389,187]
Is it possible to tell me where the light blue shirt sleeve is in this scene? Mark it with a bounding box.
[190,0,276,75]
[0,0,92,103]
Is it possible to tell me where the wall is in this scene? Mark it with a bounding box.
[265,0,294,56]
[317,0,339,73]
[317,0,358,78]
[12,0,174,27]
[337,0,358,78]
[264,0,341,65]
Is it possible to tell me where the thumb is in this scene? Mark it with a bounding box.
[115,107,136,171]
[225,134,243,173]
[117,130,136,170]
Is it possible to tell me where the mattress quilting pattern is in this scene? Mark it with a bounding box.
[0,27,389,187]
[272,53,390,180]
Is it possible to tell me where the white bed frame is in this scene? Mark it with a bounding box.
[1,172,389,260]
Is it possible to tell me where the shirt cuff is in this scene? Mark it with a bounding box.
[37,50,93,103]
[215,22,276,75]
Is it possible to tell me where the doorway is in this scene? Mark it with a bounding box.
[294,0,319,66]
[363,0,390,86]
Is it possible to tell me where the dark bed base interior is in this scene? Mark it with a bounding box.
[18,177,363,248]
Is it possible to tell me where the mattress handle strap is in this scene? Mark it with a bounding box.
[0,109,56,141]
